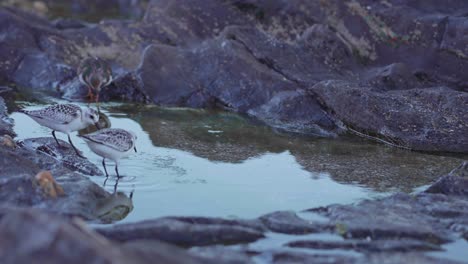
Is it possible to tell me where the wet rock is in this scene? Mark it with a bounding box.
[96,216,265,246]
[312,81,468,153]
[358,253,463,264]
[1,0,468,153]
[364,63,427,91]
[0,208,208,264]
[189,246,255,264]
[247,89,341,137]
[425,161,468,196]
[0,97,14,137]
[136,27,342,137]
[270,251,357,264]
[20,137,104,176]
[166,216,266,232]
[0,137,123,222]
[287,238,440,253]
[99,72,150,103]
[316,194,454,243]
[308,178,468,246]
[260,211,327,235]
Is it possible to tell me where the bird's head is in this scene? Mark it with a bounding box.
[82,107,100,127]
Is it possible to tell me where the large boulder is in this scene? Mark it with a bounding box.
[1,0,467,152]
[0,208,209,264]
[0,136,131,222]
[311,82,468,153]
[0,96,14,137]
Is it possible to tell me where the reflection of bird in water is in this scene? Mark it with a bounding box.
[77,56,113,109]
[95,191,134,223]
[79,128,137,177]
[103,174,131,193]
[20,104,100,158]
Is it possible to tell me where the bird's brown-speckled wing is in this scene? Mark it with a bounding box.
[23,104,81,124]
[81,128,133,152]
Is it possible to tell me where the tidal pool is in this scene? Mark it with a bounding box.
[11,101,465,223]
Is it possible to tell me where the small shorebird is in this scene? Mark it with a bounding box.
[79,128,137,177]
[77,57,113,107]
[20,104,100,157]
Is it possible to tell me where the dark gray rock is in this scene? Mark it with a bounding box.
[0,208,208,264]
[314,193,458,244]
[0,97,14,137]
[260,211,328,235]
[305,165,468,250]
[425,161,468,196]
[20,137,104,176]
[2,0,468,152]
[357,253,463,264]
[165,216,266,232]
[96,216,265,246]
[312,81,468,153]
[189,246,255,264]
[287,238,441,253]
[270,251,357,264]
[0,137,129,222]
[136,26,343,137]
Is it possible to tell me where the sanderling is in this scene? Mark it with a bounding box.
[79,128,137,177]
[78,56,113,106]
[20,104,100,157]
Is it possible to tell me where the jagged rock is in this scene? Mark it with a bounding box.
[309,183,468,245]
[20,137,104,176]
[1,0,468,152]
[312,81,468,153]
[425,161,468,196]
[0,137,129,222]
[0,97,14,137]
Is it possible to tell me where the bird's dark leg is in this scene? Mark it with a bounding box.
[95,93,101,113]
[102,158,109,177]
[115,164,121,178]
[67,134,85,158]
[86,87,94,99]
[113,177,120,193]
[52,130,61,146]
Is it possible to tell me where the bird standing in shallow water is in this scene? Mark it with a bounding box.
[20,104,100,158]
[78,57,113,109]
[79,128,137,178]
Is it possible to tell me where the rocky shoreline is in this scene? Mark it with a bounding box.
[0,0,467,153]
[1,0,467,263]
[1,93,467,262]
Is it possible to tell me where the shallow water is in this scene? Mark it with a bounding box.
[11,101,465,223]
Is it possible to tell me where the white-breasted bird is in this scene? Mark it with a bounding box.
[79,128,137,177]
[20,104,100,157]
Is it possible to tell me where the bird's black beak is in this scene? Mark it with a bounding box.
[134,146,137,153]
[95,122,101,130]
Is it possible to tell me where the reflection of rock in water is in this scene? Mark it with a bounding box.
[128,106,288,163]
[291,138,466,193]
[113,105,467,193]
[78,111,111,135]
[95,191,133,224]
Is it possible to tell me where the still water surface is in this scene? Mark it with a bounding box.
[11,102,464,223]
